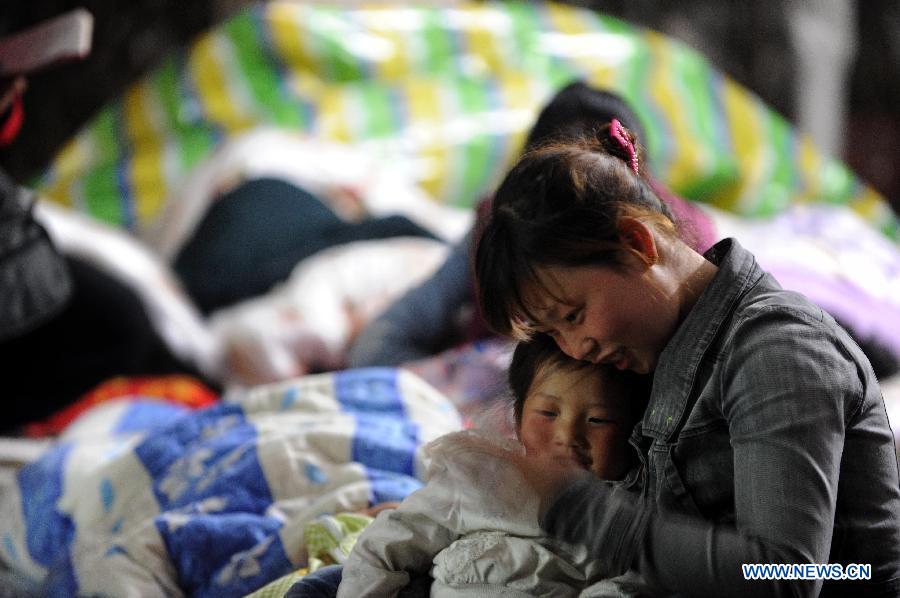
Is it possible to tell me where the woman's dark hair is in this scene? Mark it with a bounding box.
[474,124,677,339]
[524,81,648,153]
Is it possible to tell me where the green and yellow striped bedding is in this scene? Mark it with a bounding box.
[34,1,897,239]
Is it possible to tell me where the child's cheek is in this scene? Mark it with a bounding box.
[520,418,553,455]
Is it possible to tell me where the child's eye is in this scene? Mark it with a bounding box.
[588,417,613,425]
[564,308,580,324]
[539,410,557,418]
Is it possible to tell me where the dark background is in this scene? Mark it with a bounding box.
[1,0,897,213]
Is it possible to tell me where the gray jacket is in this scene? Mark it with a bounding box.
[543,238,900,597]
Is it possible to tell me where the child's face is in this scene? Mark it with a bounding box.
[518,366,632,480]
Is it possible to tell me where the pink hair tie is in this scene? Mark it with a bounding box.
[609,118,639,174]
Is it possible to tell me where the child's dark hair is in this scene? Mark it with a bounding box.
[474,123,677,340]
[509,334,651,432]
[508,333,594,427]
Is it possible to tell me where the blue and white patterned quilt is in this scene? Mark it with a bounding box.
[0,367,462,597]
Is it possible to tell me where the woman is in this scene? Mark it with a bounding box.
[473,119,900,596]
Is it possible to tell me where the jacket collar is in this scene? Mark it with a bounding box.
[641,238,765,441]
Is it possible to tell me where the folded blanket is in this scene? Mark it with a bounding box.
[0,367,461,597]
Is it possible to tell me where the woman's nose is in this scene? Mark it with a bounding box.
[556,331,594,361]
[568,335,596,362]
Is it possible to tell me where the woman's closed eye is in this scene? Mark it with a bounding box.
[563,307,581,324]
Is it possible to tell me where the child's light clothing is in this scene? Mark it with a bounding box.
[337,430,645,597]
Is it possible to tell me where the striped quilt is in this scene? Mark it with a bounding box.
[34,1,897,239]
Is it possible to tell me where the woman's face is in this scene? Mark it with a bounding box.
[518,365,632,480]
[523,260,681,374]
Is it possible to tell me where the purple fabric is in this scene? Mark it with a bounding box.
[765,263,900,356]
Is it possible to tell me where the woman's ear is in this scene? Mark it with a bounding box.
[617,216,658,266]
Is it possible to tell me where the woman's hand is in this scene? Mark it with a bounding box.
[510,450,590,518]
[518,457,646,577]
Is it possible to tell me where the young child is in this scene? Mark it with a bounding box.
[335,334,648,597]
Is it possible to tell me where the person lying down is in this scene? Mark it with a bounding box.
[336,334,652,597]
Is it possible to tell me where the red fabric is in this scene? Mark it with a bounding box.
[0,94,24,146]
[23,374,219,437]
